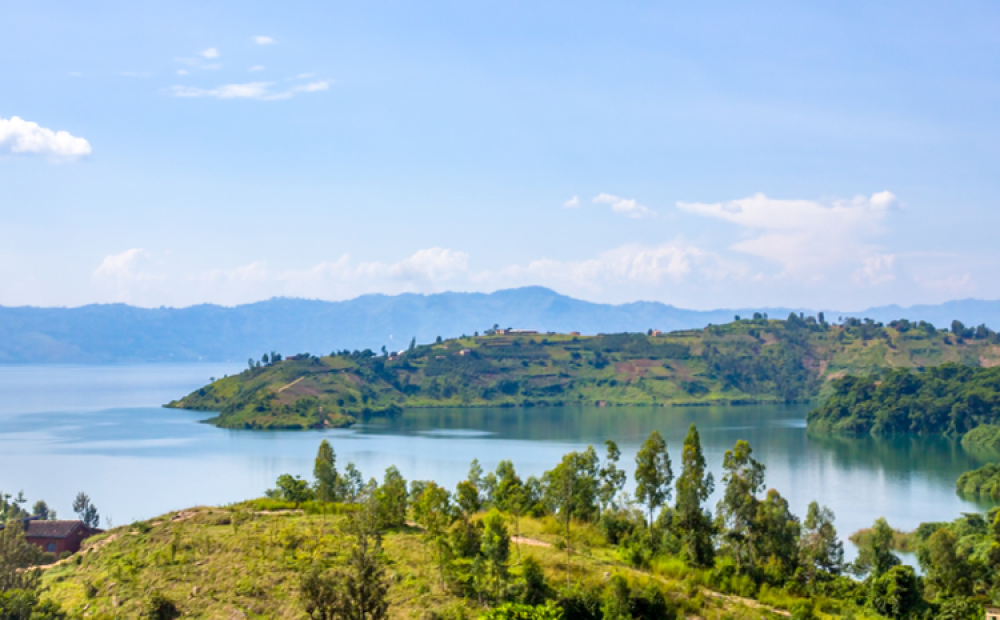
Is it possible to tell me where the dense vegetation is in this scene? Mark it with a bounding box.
[806,363,1000,436]
[956,464,1000,501]
[7,429,993,619]
[961,424,1000,454]
[167,316,1000,429]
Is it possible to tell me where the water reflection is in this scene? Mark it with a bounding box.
[0,366,994,562]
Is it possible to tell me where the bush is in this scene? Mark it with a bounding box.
[479,602,562,620]
[144,591,180,620]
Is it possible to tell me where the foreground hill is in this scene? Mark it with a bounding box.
[167,316,1000,429]
[5,286,1000,363]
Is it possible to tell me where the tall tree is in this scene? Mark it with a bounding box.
[0,520,40,593]
[411,482,454,588]
[919,528,972,599]
[853,517,900,578]
[493,460,526,559]
[480,509,511,603]
[375,466,407,529]
[598,440,626,514]
[72,492,100,529]
[715,440,765,574]
[752,489,800,580]
[673,424,715,567]
[799,502,843,580]
[314,440,339,502]
[635,431,673,532]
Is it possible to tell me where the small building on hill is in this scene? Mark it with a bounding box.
[986,607,1000,620]
[14,519,101,555]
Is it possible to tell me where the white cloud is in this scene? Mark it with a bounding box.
[563,196,580,208]
[853,253,897,286]
[169,80,329,100]
[0,116,92,159]
[176,69,189,76]
[200,48,219,59]
[593,193,656,218]
[254,36,276,45]
[68,71,82,77]
[678,191,900,279]
[249,65,265,72]
[93,249,149,281]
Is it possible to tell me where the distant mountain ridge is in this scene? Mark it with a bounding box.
[1,286,999,363]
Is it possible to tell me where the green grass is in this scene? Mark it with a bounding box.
[38,506,816,620]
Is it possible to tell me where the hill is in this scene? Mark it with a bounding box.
[167,315,1000,430]
[4,286,1000,363]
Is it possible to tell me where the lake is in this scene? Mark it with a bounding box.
[0,363,993,561]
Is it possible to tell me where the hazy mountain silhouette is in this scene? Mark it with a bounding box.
[1,286,997,363]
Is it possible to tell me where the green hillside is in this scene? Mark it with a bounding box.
[166,316,1000,429]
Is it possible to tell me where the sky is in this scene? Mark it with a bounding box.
[2,1,1000,310]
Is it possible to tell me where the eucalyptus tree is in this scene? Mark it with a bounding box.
[634,431,672,533]
[673,424,715,567]
[598,440,627,514]
[715,440,765,574]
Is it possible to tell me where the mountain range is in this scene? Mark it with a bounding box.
[2,286,999,363]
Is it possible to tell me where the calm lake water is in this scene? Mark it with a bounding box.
[0,363,994,560]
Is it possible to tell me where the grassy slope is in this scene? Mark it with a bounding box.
[166,319,1000,429]
[39,505,874,620]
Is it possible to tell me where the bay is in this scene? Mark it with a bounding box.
[0,363,993,561]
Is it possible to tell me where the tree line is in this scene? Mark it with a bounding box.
[265,426,983,620]
[807,363,1000,436]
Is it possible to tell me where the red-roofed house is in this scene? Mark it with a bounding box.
[21,520,101,555]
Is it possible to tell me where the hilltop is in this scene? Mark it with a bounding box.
[167,315,1000,429]
[5,286,1000,363]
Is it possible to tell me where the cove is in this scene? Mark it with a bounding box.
[0,363,993,561]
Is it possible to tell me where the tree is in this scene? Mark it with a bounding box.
[268,474,314,504]
[602,574,631,620]
[0,520,41,593]
[919,528,972,599]
[375,466,407,528]
[598,440,626,514]
[481,509,511,603]
[31,500,54,521]
[262,353,269,365]
[715,440,765,574]
[408,337,416,352]
[753,489,800,581]
[635,431,672,532]
[673,424,715,568]
[868,565,923,620]
[853,517,900,578]
[314,440,340,502]
[300,499,390,620]
[457,459,484,515]
[339,463,365,503]
[411,482,453,588]
[799,502,843,580]
[494,460,526,559]
[518,555,548,605]
[72,492,100,529]
[543,448,600,538]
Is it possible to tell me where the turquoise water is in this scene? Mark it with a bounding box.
[0,364,992,559]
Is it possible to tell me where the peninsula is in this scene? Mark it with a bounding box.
[166,315,1000,429]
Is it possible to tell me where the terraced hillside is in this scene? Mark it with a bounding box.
[166,316,1000,429]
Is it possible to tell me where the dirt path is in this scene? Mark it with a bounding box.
[512,535,552,548]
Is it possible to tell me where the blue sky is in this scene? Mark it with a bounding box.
[3,1,1000,310]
